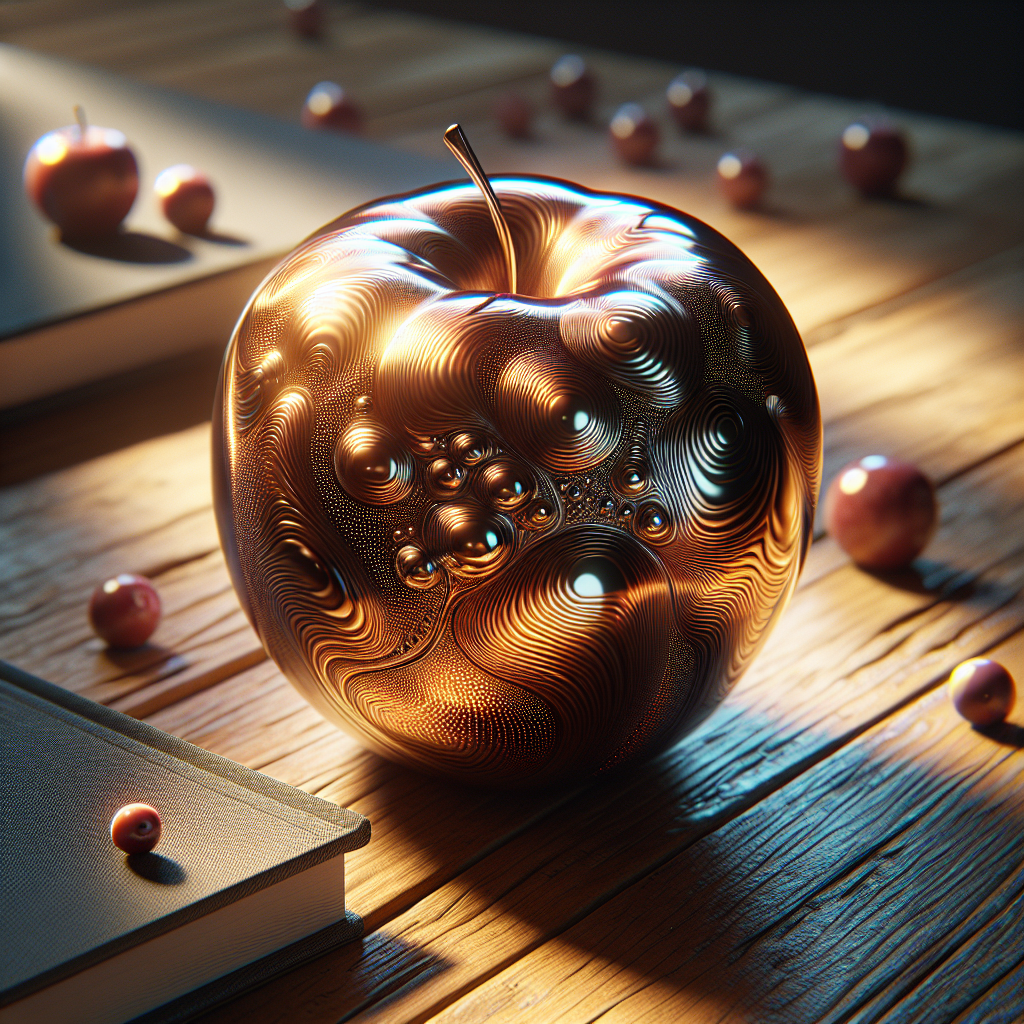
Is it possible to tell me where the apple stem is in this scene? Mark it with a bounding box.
[73,105,87,140]
[444,124,517,294]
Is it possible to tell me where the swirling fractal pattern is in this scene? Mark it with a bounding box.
[214,175,821,786]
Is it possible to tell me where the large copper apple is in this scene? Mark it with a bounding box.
[214,126,821,787]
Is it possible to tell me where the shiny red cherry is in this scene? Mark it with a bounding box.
[301,82,363,134]
[494,91,534,139]
[824,455,937,569]
[839,119,908,196]
[949,658,1016,726]
[717,150,768,208]
[23,106,138,240]
[286,0,325,38]
[88,573,161,648]
[155,164,215,234]
[550,55,596,120]
[666,70,710,133]
[111,803,162,854]
[609,104,659,166]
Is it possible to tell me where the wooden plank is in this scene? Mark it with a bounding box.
[419,675,1023,1024]
[143,444,1024,1023]
[400,111,1024,341]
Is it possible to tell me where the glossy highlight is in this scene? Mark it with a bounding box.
[215,174,821,786]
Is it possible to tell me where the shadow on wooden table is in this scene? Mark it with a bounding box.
[203,690,1023,1023]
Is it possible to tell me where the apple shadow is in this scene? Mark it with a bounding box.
[126,852,187,885]
[192,227,249,246]
[62,230,192,264]
[976,720,1024,748]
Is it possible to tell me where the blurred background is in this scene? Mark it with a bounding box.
[3,0,1022,129]
[376,0,1024,129]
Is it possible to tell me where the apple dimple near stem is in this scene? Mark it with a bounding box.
[443,124,517,294]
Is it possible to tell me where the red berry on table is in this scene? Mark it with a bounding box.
[609,104,659,166]
[839,119,908,196]
[285,0,325,39]
[23,106,138,240]
[301,82,363,134]
[717,150,768,208]
[154,164,215,235]
[111,803,162,855]
[949,658,1016,727]
[666,70,710,132]
[824,455,937,569]
[550,55,596,120]
[494,91,534,139]
[88,573,161,648]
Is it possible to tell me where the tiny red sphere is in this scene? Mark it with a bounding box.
[286,0,325,39]
[23,119,138,239]
[494,91,534,139]
[824,455,937,569]
[550,55,596,120]
[609,103,659,166]
[717,150,769,209]
[949,658,1016,727]
[88,574,161,648]
[111,803,162,855]
[839,119,908,196]
[301,82,363,134]
[666,70,710,133]
[155,164,215,235]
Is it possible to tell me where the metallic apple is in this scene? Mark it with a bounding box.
[213,130,821,786]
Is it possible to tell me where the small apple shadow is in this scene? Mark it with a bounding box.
[870,190,933,210]
[191,227,249,246]
[62,230,192,264]
[974,721,1024,748]
[126,851,187,884]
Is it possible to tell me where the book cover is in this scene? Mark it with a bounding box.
[0,659,370,1024]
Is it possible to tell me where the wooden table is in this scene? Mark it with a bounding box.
[3,3,1023,1021]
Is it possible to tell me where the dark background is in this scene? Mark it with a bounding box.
[370,0,1024,130]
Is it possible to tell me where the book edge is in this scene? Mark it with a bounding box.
[127,910,363,1024]
[0,659,370,846]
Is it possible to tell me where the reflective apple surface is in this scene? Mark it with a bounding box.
[214,175,821,786]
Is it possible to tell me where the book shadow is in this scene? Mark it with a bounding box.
[62,231,192,264]
[126,852,186,885]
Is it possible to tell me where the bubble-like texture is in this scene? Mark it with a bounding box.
[215,175,821,787]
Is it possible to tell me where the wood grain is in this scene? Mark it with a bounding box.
[423,681,1023,1024]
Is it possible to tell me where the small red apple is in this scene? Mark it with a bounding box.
[949,658,1016,726]
[285,0,325,39]
[110,803,162,854]
[824,454,937,569]
[89,573,161,648]
[609,104,659,166]
[155,164,215,235]
[301,82,363,134]
[666,70,710,133]
[494,91,534,139]
[23,106,138,239]
[550,55,596,120]
[839,119,908,196]
[717,150,768,209]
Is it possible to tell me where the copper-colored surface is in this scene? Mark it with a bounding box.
[214,164,821,786]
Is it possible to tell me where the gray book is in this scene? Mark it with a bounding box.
[0,659,370,1024]
[0,44,446,409]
